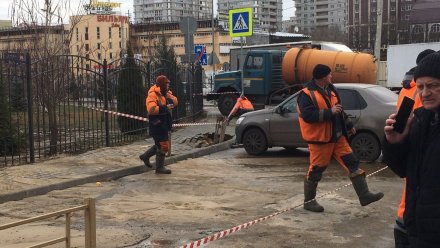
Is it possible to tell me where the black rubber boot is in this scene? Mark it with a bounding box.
[139,145,156,168]
[350,172,384,206]
[303,179,324,212]
[155,150,171,174]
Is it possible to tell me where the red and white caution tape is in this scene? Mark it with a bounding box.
[197,91,239,96]
[179,166,389,248]
[90,107,149,122]
[88,107,217,127]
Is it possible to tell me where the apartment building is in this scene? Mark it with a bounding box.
[70,14,130,68]
[408,0,440,43]
[346,0,417,51]
[217,0,283,33]
[130,19,234,72]
[134,0,213,24]
[0,25,66,54]
[294,0,346,34]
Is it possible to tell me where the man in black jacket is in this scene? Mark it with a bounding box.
[383,52,440,247]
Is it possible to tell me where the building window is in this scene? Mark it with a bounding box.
[413,25,423,34]
[431,24,440,33]
[97,43,101,49]
[76,28,79,41]
[109,42,112,49]
[85,43,89,51]
[108,27,112,38]
[76,45,79,52]
[109,52,113,59]
[85,27,89,41]
[97,53,101,60]
[96,27,100,39]
[119,41,121,48]
[119,27,121,38]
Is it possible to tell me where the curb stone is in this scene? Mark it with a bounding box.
[0,139,234,204]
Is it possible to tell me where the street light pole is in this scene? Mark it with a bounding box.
[211,0,215,91]
[374,0,383,86]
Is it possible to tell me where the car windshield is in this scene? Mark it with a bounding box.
[365,86,398,103]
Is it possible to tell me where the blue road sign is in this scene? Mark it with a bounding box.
[194,45,208,66]
[229,8,253,37]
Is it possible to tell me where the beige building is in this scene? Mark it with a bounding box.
[70,14,129,66]
[130,20,236,72]
[0,20,12,28]
[0,25,66,54]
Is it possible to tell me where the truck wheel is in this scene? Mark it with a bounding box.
[350,133,381,162]
[243,128,268,155]
[218,94,238,116]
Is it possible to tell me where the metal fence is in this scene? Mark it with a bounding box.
[0,53,203,167]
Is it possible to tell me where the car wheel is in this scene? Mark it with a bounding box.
[243,128,268,155]
[218,93,238,116]
[350,132,381,162]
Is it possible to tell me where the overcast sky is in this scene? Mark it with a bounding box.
[0,0,296,22]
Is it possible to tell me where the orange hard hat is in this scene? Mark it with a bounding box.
[156,75,170,86]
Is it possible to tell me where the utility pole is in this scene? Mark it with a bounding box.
[211,0,215,91]
[374,0,383,86]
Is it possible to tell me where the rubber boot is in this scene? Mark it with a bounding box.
[139,145,156,168]
[303,179,324,212]
[155,150,171,174]
[350,172,384,206]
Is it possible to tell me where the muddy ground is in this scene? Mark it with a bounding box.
[0,148,402,248]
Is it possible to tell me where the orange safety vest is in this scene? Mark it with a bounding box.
[146,85,178,115]
[297,87,339,143]
[230,97,254,116]
[396,80,422,111]
[396,80,422,221]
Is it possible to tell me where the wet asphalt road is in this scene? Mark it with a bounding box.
[0,147,401,248]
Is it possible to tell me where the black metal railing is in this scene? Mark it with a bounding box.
[0,53,203,167]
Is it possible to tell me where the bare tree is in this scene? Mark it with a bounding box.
[10,0,86,155]
[307,26,348,44]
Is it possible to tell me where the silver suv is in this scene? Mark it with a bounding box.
[235,83,398,162]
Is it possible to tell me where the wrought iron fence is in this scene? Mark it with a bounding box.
[0,53,203,167]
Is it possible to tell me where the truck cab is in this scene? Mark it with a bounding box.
[207,50,287,116]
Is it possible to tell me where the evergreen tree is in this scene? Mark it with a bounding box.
[0,77,21,155]
[117,47,147,134]
[10,78,27,112]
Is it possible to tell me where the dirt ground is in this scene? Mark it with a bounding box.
[0,148,402,248]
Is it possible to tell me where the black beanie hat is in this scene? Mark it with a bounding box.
[313,64,331,79]
[416,49,435,64]
[414,52,440,81]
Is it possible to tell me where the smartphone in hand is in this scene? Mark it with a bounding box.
[394,96,415,133]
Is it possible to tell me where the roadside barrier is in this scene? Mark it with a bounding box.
[180,166,389,248]
[88,107,217,127]
[0,198,96,248]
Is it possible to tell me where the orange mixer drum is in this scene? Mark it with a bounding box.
[282,47,377,85]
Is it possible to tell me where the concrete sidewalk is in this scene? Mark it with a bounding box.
[0,106,235,204]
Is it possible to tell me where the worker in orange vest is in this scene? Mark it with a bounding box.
[393,49,434,248]
[297,64,383,212]
[139,75,178,174]
[225,94,254,124]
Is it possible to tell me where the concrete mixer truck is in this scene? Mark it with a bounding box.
[206,46,378,116]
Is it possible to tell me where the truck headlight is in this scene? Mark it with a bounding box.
[236,116,245,125]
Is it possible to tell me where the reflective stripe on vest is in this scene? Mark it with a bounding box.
[297,88,338,143]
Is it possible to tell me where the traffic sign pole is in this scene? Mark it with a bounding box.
[229,8,252,97]
[240,36,244,96]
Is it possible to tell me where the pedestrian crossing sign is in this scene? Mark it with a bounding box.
[229,8,253,37]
